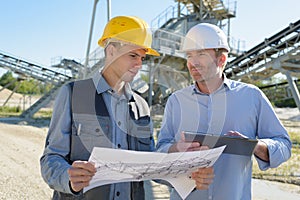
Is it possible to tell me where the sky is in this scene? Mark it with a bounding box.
[0,0,299,69]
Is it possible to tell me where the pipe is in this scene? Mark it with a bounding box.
[83,0,99,78]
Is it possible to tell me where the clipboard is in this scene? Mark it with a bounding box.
[184,132,258,156]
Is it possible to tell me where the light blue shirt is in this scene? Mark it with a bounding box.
[156,76,292,200]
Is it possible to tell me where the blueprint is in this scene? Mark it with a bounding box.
[84,146,225,199]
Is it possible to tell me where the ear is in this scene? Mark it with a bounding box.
[105,44,116,57]
[217,54,227,68]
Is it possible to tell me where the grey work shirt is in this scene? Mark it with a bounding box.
[40,72,151,199]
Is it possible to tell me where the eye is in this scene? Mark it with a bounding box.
[186,54,192,59]
[197,52,206,56]
[129,53,137,58]
[129,53,145,61]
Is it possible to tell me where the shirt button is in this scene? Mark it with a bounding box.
[118,121,121,126]
[116,191,120,196]
[95,128,100,132]
[117,144,121,148]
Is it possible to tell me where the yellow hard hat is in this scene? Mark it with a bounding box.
[98,16,160,56]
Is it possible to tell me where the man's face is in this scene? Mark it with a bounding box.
[186,49,221,83]
[105,44,146,83]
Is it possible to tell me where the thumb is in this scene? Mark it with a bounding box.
[180,131,186,142]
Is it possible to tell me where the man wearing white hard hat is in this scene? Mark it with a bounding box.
[156,23,291,200]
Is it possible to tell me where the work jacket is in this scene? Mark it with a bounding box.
[49,78,154,200]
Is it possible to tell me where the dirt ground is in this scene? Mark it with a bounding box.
[0,86,41,110]
[0,107,299,200]
[0,122,52,200]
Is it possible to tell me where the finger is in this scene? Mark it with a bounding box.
[192,174,214,190]
[68,166,95,176]
[180,131,186,142]
[72,161,96,173]
[225,131,239,137]
[191,167,214,179]
[194,166,214,174]
[187,142,201,148]
[68,169,95,192]
[178,142,201,152]
[193,175,214,184]
[68,166,96,178]
[225,131,248,138]
[70,180,90,192]
[195,182,210,190]
[69,173,94,183]
[68,164,96,178]
[186,144,210,152]
[192,174,215,182]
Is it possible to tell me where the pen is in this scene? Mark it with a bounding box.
[77,123,81,136]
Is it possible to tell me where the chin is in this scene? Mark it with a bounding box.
[124,77,134,83]
[192,75,203,81]
[194,78,206,83]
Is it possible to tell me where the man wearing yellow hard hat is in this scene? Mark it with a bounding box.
[40,16,159,199]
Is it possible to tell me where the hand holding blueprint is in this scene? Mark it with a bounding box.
[84,146,225,199]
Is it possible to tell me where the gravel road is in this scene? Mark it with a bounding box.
[0,113,299,199]
[0,122,52,200]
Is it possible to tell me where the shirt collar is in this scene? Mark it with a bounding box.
[223,74,234,90]
[192,73,232,95]
[124,83,134,100]
[92,71,111,94]
[92,71,133,99]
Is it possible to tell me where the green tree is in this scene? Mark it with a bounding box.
[0,71,17,90]
[0,72,54,95]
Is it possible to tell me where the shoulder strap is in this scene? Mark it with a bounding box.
[70,79,109,116]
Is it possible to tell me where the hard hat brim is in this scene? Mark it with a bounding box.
[146,48,160,56]
[178,46,230,53]
[99,37,160,56]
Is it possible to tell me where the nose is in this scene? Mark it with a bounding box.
[188,59,200,68]
[134,58,143,69]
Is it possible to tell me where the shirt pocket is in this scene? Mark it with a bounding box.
[136,137,152,152]
[129,117,152,138]
[129,117,153,151]
[71,114,112,160]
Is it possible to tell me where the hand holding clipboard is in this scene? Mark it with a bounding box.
[184,131,258,156]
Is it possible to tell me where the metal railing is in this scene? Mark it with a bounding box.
[0,51,72,84]
[226,19,300,79]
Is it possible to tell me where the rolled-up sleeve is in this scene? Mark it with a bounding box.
[40,84,73,194]
[256,137,292,170]
[255,92,292,170]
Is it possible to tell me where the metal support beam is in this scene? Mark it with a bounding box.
[199,0,203,20]
[0,79,18,92]
[177,1,180,18]
[2,82,21,107]
[148,56,166,106]
[107,0,111,21]
[83,0,99,78]
[283,70,300,112]
[148,59,155,106]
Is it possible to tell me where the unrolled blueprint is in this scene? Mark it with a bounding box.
[84,146,225,199]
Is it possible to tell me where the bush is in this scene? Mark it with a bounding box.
[0,106,21,113]
[274,99,297,108]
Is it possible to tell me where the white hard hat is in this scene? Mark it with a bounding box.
[181,23,230,52]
